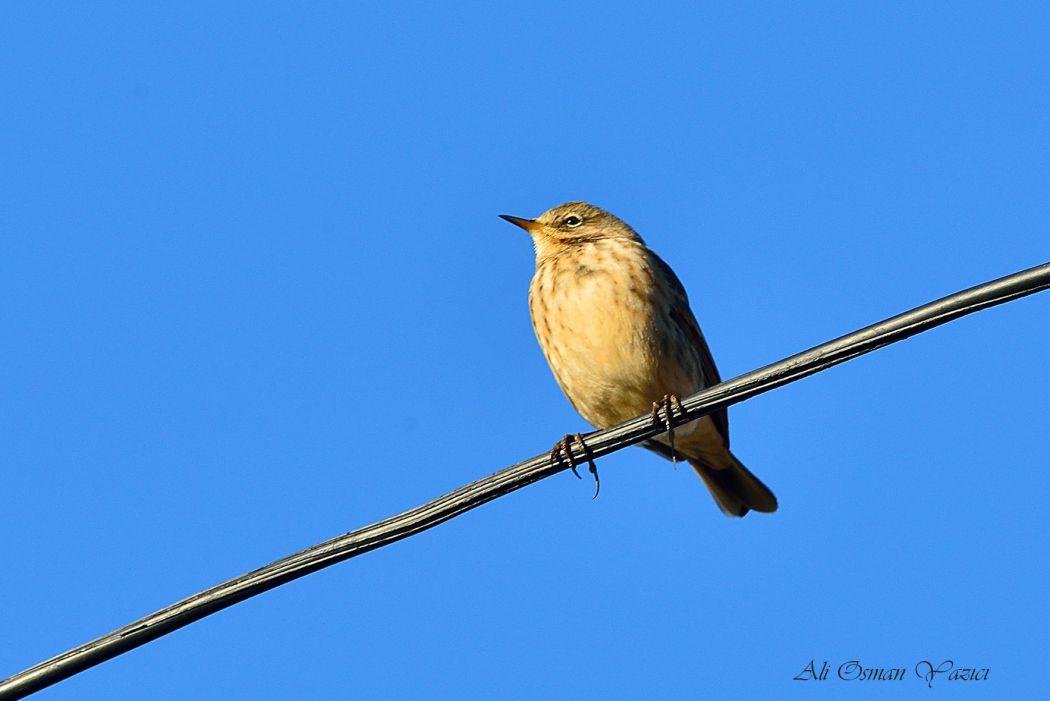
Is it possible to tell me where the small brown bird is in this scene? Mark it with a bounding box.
[501,202,777,517]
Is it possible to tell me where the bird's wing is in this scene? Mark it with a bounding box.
[650,252,731,448]
[638,437,680,463]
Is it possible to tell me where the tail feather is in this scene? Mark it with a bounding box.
[689,451,778,518]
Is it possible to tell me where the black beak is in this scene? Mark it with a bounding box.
[499,214,540,233]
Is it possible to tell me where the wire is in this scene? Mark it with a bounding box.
[2,261,1048,700]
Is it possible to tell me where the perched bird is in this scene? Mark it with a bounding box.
[501,202,777,517]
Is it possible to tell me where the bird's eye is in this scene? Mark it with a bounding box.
[564,215,582,227]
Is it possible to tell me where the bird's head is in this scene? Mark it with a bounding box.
[500,202,642,257]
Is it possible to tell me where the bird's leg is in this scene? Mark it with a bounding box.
[550,433,600,496]
[550,434,582,480]
[651,394,682,464]
[573,432,600,499]
[670,394,685,433]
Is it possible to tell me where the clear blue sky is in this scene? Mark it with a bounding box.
[2,3,1048,699]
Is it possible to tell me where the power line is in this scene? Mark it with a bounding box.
[2,261,1048,699]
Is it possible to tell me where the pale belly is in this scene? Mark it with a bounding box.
[529,258,702,429]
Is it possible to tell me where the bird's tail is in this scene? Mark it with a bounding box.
[688,450,778,518]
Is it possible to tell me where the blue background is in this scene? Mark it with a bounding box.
[2,3,1048,699]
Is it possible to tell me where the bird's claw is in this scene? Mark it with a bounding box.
[651,394,684,464]
[551,434,582,480]
[550,433,600,498]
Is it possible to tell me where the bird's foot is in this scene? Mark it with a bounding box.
[550,434,582,480]
[651,394,684,464]
[550,433,600,498]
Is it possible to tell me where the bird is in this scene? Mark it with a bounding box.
[500,202,777,517]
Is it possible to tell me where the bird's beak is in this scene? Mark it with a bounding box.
[499,214,541,233]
